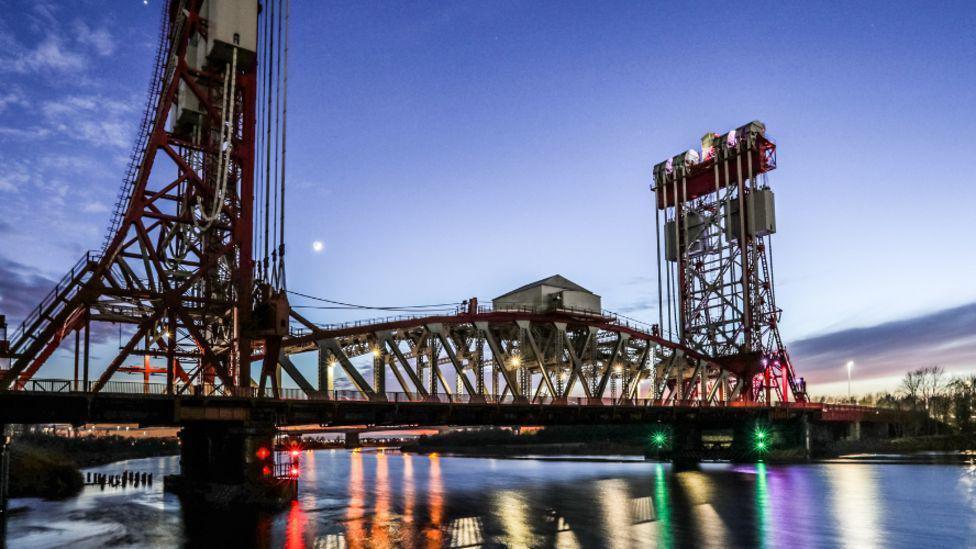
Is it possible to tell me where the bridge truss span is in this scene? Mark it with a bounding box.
[270,305,761,406]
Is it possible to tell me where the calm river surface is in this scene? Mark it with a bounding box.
[6,450,976,548]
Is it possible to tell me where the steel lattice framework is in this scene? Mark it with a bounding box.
[260,305,751,406]
[652,122,806,403]
[0,0,266,393]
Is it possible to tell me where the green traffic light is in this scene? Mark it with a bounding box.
[755,440,767,451]
[755,429,767,440]
[652,432,666,447]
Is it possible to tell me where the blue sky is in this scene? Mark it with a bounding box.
[1,1,974,395]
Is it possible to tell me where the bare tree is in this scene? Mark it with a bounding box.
[919,365,946,410]
[901,368,925,409]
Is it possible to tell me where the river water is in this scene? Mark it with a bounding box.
[5,450,976,548]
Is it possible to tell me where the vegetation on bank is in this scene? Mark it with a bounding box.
[7,433,179,499]
[826,366,976,435]
[8,443,83,499]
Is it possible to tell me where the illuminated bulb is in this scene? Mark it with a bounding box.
[372,348,380,357]
[510,356,521,367]
[312,241,324,252]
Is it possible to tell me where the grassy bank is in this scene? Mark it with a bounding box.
[7,433,179,499]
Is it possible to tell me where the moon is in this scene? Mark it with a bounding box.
[312,241,324,253]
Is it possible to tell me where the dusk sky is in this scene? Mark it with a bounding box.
[1,1,974,396]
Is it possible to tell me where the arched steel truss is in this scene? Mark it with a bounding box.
[272,306,753,406]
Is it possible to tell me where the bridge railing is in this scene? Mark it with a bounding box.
[286,303,678,341]
[14,379,830,411]
[10,251,101,354]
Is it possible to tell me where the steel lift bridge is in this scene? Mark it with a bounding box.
[0,0,846,508]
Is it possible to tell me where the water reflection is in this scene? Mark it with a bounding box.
[371,451,392,546]
[755,462,769,549]
[648,463,672,549]
[828,464,882,549]
[426,453,444,547]
[285,500,308,549]
[346,449,366,548]
[679,471,730,548]
[402,452,416,546]
[492,490,534,547]
[7,451,974,548]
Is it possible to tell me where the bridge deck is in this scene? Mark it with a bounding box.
[0,379,900,427]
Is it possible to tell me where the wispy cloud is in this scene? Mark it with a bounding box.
[789,302,976,384]
[82,201,109,213]
[73,20,114,57]
[37,94,136,150]
[0,87,29,114]
[0,256,57,325]
[0,33,86,74]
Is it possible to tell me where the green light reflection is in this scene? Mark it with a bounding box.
[654,463,673,549]
[755,462,769,549]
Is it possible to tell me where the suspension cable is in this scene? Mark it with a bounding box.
[277,0,290,290]
[262,0,276,282]
[287,290,462,311]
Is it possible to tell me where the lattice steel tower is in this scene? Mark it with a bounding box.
[0,0,291,396]
[652,121,806,402]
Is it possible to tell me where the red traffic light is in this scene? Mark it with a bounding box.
[290,449,300,458]
[262,466,271,476]
[256,447,271,460]
[290,466,299,477]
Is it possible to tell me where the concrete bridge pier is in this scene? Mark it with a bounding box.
[344,431,360,449]
[163,422,296,509]
[670,422,703,468]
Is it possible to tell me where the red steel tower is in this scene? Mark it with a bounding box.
[0,0,290,396]
[652,121,806,403]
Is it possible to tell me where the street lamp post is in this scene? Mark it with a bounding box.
[846,361,854,401]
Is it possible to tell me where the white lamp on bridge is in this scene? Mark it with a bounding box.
[846,360,854,401]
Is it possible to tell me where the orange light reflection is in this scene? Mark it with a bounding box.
[346,449,367,549]
[370,451,392,546]
[426,453,444,548]
[402,453,417,546]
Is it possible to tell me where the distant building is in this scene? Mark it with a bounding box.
[492,275,601,314]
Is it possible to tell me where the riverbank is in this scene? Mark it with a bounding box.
[7,433,179,499]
